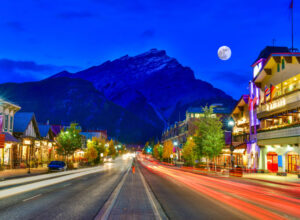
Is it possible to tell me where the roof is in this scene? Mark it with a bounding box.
[2,132,20,143]
[38,124,51,138]
[80,131,106,140]
[13,112,35,133]
[187,106,232,114]
[0,99,21,111]
[252,46,290,65]
[51,125,64,136]
[231,95,249,115]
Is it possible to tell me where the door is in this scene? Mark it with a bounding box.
[288,154,299,172]
[267,152,278,172]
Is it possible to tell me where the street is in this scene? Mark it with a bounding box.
[0,155,300,220]
[0,157,132,220]
[139,157,300,220]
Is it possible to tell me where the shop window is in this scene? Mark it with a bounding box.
[281,59,285,70]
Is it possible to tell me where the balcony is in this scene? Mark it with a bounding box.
[232,133,249,146]
[257,124,300,140]
[257,89,300,117]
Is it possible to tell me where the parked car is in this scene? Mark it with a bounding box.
[48,161,67,172]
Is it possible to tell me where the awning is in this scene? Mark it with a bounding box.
[2,132,20,143]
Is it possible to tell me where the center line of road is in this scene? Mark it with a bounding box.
[22,194,42,202]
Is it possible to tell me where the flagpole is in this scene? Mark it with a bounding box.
[292,0,294,51]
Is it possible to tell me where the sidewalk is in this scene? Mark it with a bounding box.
[243,173,300,184]
[0,168,48,180]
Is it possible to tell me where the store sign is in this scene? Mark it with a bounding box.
[0,134,4,148]
[23,139,32,145]
[266,98,286,111]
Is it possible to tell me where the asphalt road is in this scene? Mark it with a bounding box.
[0,157,132,220]
[139,158,300,220]
[139,162,250,220]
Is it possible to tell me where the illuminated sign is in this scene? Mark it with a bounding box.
[23,139,32,145]
[253,58,265,78]
[253,62,262,78]
[236,118,247,126]
[266,98,286,111]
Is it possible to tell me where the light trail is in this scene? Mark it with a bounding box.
[139,157,300,220]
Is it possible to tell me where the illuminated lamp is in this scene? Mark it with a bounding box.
[23,139,32,145]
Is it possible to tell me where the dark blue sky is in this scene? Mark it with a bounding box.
[0,0,298,99]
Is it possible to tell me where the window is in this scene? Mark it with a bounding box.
[281,59,285,70]
[277,63,280,72]
[9,116,13,132]
[4,115,8,131]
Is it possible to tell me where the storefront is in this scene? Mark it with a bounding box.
[0,133,20,168]
[259,144,300,173]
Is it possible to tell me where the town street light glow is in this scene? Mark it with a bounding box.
[228,120,235,127]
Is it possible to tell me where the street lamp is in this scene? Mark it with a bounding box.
[173,141,179,162]
[228,118,235,168]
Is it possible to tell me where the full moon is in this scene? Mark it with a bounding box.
[218,46,231,61]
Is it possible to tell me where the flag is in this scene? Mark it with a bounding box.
[253,96,258,109]
[290,0,293,9]
[270,84,275,102]
[265,85,270,97]
[248,96,252,111]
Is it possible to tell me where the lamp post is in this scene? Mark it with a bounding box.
[173,141,178,162]
[228,119,235,168]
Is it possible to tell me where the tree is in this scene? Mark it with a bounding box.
[194,106,225,168]
[163,140,173,162]
[87,137,107,163]
[85,145,98,164]
[182,137,196,166]
[108,139,116,158]
[56,123,82,162]
[153,142,163,160]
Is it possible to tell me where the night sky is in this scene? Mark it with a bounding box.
[0,0,298,99]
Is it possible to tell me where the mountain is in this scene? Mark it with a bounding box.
[51,48,235,124]
[1,49,236,143]
[0,77,160,143]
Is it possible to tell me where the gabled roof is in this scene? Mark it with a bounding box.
[38,124,51,138]
[252,46,290,65]
[231,95,249,115]
[51,125,64,136]
[13,112,40,137]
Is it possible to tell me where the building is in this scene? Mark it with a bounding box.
[37,124,56,166]
[161,104,232,149]
[252,47,300,173]
[13,112,41,168]
[0,99,21,168]
[80,130,108,141]
[223,95,251,167]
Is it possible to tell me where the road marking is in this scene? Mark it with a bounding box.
[63,183,71,187]
[23,194,42,202]
[0,165,115,199]
[94,164,131,220]
[138,165,168,220]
